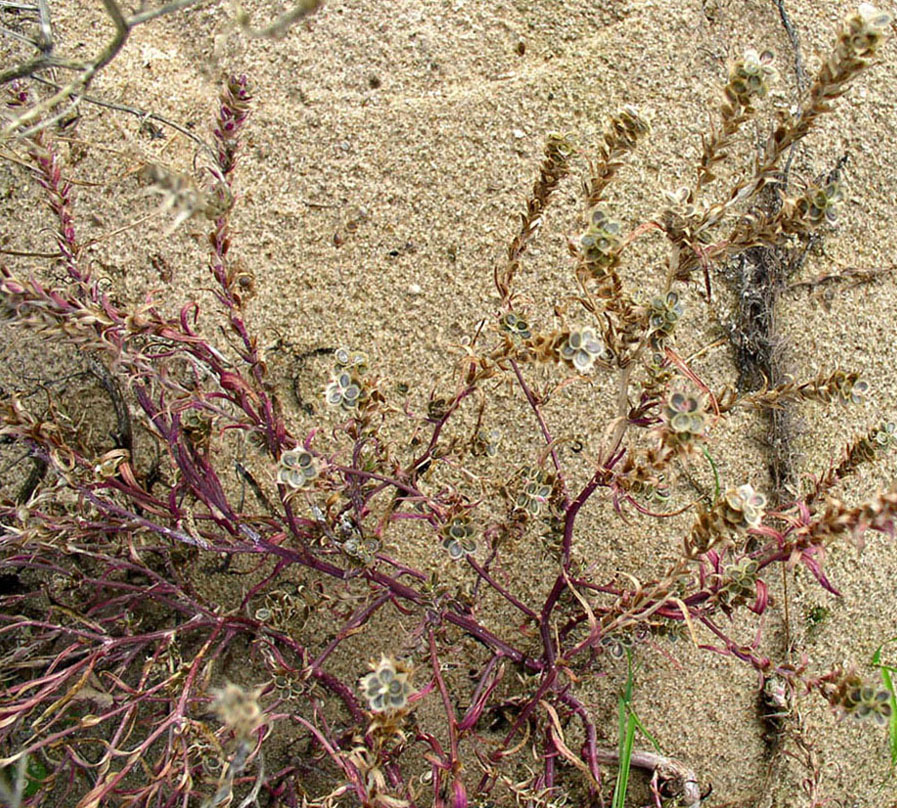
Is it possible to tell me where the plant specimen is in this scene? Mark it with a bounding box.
[0,4,895,808]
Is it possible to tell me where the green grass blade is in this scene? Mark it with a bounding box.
[701,445,720,503]
[872,637,897,769]
[611,649,638,808]
[612,702,637,808]
[630,707,663,754]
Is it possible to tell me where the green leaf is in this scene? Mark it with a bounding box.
[872,636,897,770]
[612,701,637,808]
[611,649,641,808]
[701,445,720,504]
[23,757,49,799]
[630,707,663,755]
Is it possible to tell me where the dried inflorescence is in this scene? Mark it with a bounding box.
[763,5,891,166]
[743,369,870,409]
[605,105,651,151]
[837,4,892,64]
[820,421,897,491]
[585,105,650,206]
[211,682,266,741]
[325,369,366,410]
[471,427,502,458]
[323,348,369,409]
[842,684,894,725]
[808,488,897,549]
[497,132,574,301]
[870,421,897,450]
[626,472,672,506]
[684,483,765,559]
[359,656,414,713]
[717,558,761,610]
[334,346,370,374]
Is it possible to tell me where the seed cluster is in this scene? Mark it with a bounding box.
[647,292,684,345]
[726,49,778,106]
[559,327,612,373]
[605,105,651,151]
[277,447,320,489]
[500,311,532,340]
[324,348,369,411]
[784,181,844,233]
[843,684,894,725]
[838,4,891,61]
[722,484,767,530]
[359,656,413,713]
[579,208,623,273]
[514,466,555,518]
[441,516,477,560]
[718,558,760,609]
[663,390,707,443]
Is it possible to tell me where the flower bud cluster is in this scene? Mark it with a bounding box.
[441,515,477,560]
[827,670,894,725]
[500,311,532,340]
[277,447,320,489]
[215,75,252,175]
[762,674,794,723]
[721,484,767,529]
[604,105,651,152]
[558,326,612,373]
[359,656,413,713]
[579,208,622,273]
[718,558,760,608]
[647,291,684,345]
[324,347,369,411]
[785,181,843,231]
[663,390,707,444]
[514,466,555,518]
[725,49,778,106]
[838,4,891,62]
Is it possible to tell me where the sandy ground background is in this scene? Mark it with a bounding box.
[2,0,897,806]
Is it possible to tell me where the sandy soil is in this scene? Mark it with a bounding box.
[2,1,897,806]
